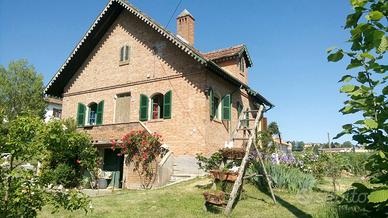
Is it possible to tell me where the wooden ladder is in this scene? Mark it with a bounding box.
[224,104,277,216]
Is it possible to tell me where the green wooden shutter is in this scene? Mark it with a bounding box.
[139,94,149,121]
[77,103,86,127]
[222,94,231,120]
[163,90,172,119]
[96,100,104,125]
[209,88,214,119]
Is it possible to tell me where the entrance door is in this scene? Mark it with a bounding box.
[103,149,124,188]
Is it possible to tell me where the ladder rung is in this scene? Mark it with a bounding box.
[240,119,255,121]
[243,110,259,113]
[233,138,250,141]
[236,128,254,131]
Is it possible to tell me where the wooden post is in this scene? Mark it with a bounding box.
[254,145,277,204]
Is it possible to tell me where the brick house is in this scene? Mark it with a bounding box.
[44,0,273,188]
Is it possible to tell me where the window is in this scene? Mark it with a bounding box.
[77,101,104,127]
[237,102,243,118]
[139,90,172,121]
[209,88,228,121]
[120,45,130,63]
[88,102,98,125]
[115,92,131,123]
[151,93,164,119]
[213,96,220,119]
[53,108,62,119]
[239,58,245,72]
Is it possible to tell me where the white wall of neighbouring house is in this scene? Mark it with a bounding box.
[45,103,62,123]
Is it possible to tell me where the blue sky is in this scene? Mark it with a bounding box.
[0,0,356,143]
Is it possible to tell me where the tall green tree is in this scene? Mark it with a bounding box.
[328,0,387,215]
[0,59,46,120]
[268,122,282,144]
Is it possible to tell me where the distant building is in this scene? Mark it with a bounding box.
[319,147,371,153]
[273,137,292,154]
[44,97,62,122]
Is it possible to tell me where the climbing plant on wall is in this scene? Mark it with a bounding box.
[112,130,163,189]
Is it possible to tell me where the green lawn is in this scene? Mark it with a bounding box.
[38,177,362,218]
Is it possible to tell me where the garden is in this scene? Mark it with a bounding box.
[0,0,387,217]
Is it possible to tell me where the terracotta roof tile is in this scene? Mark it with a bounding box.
[202,44,245,60]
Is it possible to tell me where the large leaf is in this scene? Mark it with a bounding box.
[346,59,362,70]
[364,119,378,129]
[378,35,388,53]
[368,189,388,203]
[339,75,353,82]
[350,0,366,8]
[328,50,344,62]
[345,11,362,29]
[360,52,374,60]
[340,84,356,93]
[352,182,369,192]
[366,11,384,21]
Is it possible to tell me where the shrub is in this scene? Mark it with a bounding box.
[248,161,316,193]
[40,119,99,188]
[195,152,223,172]
[340,152,371,176]
[0,116,92,217]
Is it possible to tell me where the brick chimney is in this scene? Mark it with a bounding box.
[176,9,195,46]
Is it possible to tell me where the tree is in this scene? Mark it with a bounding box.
[0,116,92,217]
[268,122,282,144]
[328,0,387,215]
[0,60,46,121]
[342,141,353,148]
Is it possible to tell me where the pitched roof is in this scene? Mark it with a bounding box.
[202,44,253,67]
[44,97,62,105]
[44,0,272,108]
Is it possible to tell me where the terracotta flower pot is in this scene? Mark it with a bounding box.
[203,191,225,205]
[210,170,238,182]
[220,148,245,160]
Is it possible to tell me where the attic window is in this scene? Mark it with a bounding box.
[239,58,245,73]
[120,45,130,65]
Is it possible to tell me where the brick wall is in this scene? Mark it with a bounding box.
[216,58,248,84]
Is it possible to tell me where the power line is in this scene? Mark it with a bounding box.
[165,0,183,28]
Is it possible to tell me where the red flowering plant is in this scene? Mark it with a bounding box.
[112,130,163,189]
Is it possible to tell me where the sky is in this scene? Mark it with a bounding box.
[0,0,357,143]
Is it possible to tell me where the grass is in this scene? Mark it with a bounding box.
[38,176,365,218]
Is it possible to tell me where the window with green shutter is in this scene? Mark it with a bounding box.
[139,94,149,121]
[96,100,104,125]
[163,90,172,119]
[77,103,86,127]
[222,94,231,120]
[209,88,214,119]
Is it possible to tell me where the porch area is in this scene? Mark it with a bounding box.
[77,122,174,189]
